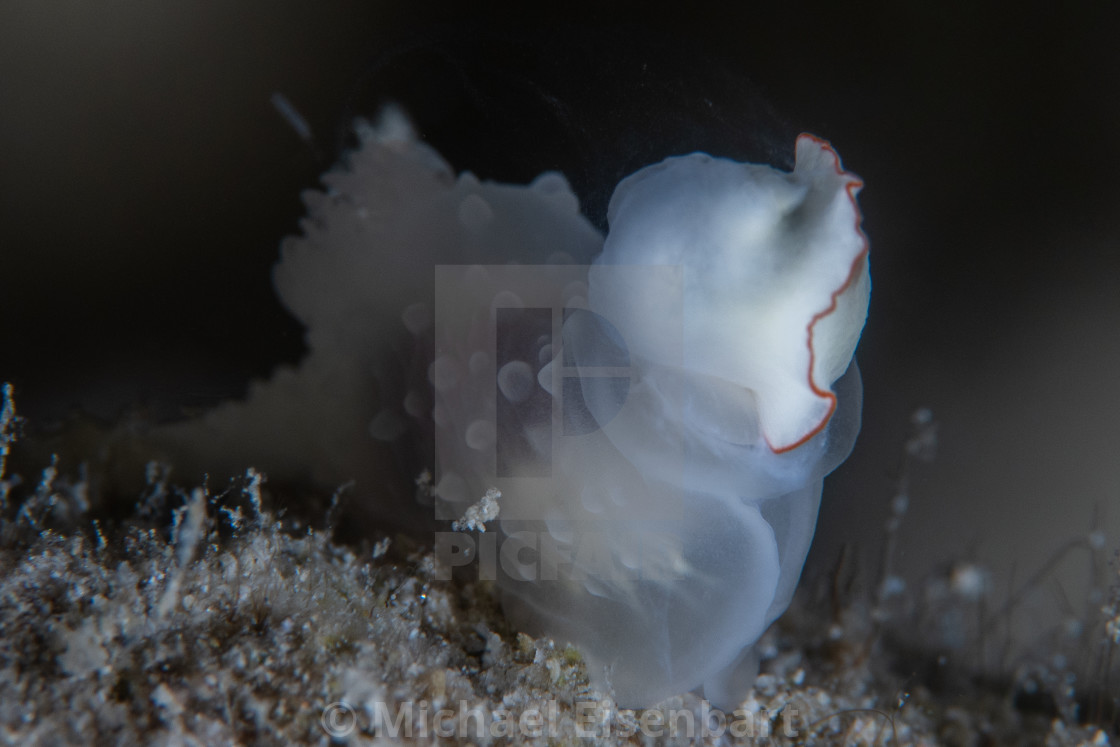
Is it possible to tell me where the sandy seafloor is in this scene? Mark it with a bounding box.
[0,388,1116,746]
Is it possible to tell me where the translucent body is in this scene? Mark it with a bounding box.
[430,131,869,707]
[434,293,863,705]
[153,110,869,709]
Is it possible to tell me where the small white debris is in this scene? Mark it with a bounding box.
[949,562,988,601]
[157,488,208,619]
[452,488,501,532]
[151,683,184,719]
[57,620,109,677]
[754,673,778,696]
[415,469,435,499]
[880,575,907,599]
[545,658,561,683]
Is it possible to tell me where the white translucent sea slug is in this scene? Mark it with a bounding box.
[155,108,869,708]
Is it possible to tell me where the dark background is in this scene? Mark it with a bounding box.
[2,2,1119,603]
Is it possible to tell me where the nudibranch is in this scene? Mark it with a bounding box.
[429,126,868,707]
[153,108,869,709]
